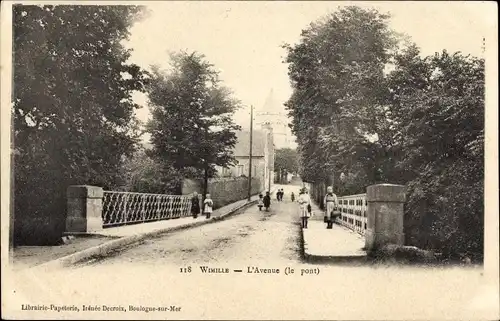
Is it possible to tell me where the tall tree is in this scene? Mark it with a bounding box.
[274,148,299,183]
[13,5,149,245]
[386,48,485,259]
[283,6,398,192]
[147,51,241,202]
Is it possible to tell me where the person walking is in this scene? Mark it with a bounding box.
[257,193,264,211]
[203,194,214,219]
[191,191,201,219]
[290,192,295,202]
[281,189,285,201]
[298,188,312,228]
[263,191,271,211]
[323,186,338,229]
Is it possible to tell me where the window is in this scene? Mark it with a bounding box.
[222,167,231,177]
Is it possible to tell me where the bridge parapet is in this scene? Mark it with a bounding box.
[336,193,367,236]
[365,184,406,251]
[102,191,191,228]
[65,185,192,234]
[334,184,406,251]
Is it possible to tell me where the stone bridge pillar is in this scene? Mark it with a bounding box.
[65,185,104,234]
[365,184,406,251]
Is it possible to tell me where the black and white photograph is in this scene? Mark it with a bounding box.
[1,1,498,320]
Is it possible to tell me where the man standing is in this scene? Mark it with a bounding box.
[191,191,201,219]
[323,186,338,229]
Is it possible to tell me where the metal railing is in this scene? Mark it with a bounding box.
[336,193,367,236]
[102,191,192,228]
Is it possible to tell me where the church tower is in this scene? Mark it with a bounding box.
[255,89,296,150]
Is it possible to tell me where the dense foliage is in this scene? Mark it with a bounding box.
[284,6,484,260]
[13,5,149,245]
[146,52,241,198]
[274,148,299,183]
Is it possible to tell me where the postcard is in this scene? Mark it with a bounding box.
[1,1,498,320]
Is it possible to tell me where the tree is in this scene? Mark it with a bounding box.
[283,6,398,192]
[12,5,148,245]
[284,5,485,260]
[386,48,485,260]
[146,51,241,203]
[118,147,180,194]
[274,148,299,183]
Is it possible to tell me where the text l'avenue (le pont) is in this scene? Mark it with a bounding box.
[179,266,320,276]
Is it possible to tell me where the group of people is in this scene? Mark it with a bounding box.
[191,186,339,230]
[297,186,339,229]
[276,189,285,201]
[257,191,272,211]
[190,192,214,219]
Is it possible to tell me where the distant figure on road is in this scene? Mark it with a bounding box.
[298,188,312,229]
[203,194,214,219]
[257,193,264,211]
[324,186,338,229]
[291,192,295,202]
[191,192,201,219]
[263,191,271,211]
[280,189,285,201]
[276,189,280,201]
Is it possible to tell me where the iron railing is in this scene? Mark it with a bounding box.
[102,191,192,228]
[336,193,367,236]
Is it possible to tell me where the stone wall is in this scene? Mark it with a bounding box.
[182,177,262,209]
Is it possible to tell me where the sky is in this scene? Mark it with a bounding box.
[124,1,494,133]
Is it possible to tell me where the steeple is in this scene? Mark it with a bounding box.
[256,88,296,149]
[259,88,284,115]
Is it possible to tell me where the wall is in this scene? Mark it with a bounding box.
[182,177,262,209]
[215,157,266,192]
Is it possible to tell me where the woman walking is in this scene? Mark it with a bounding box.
[298,188,312,229]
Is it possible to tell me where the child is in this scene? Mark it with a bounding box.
[257,193,264,211]
[298,188,311,229]
[203,194,214,219]
[263,191,271,211]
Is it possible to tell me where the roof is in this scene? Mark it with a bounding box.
[257,88,286,116]
[233,130,266,157]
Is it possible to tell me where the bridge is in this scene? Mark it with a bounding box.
[64,182,408,262]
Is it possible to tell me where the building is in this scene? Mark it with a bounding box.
[254,89,297,150]
[216,126,274,192]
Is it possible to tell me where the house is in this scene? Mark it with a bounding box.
[216,124,274,192]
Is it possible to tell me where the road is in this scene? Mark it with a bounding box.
[7,184,496,320]
[83,184,304,267]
